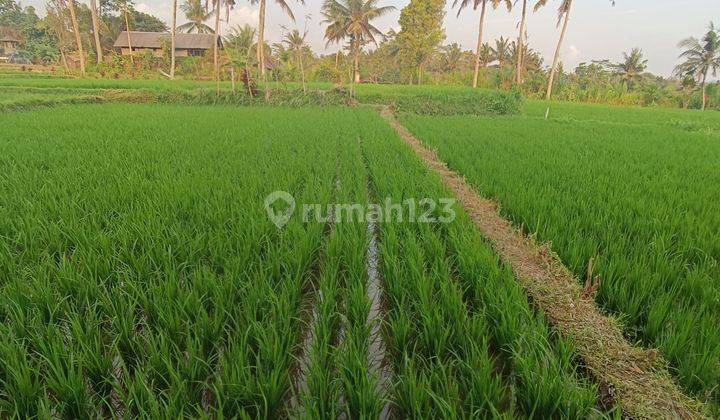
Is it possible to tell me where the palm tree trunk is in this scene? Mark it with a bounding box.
[170,0,177,79]
[472,0,487,88]
[124,11,134,64]
[335,49,340,70]
[59,44,69,72]
[353,38,361,84]
[515,0,527,84]
[257,0,266,77]
[546,0,572,100]
[90,0,103,64]
[67,0,85,75]
[700,71,707,111]
[214,0,221,93]
[299,56,306,93]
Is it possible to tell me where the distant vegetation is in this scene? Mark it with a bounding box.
[1,0,718,110]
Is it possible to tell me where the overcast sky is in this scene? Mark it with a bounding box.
[20,0,720,76]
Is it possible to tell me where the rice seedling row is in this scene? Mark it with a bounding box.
[0,104,342,416]
[357,110,606,417]
[400,111,720,407]
[0,103,623,417]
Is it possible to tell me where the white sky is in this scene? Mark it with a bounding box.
[20,0,720,76]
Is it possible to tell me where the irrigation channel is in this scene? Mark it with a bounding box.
[289,175,392,418]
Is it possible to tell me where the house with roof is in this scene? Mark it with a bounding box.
[0,33,20,58]
[113,31,222,58]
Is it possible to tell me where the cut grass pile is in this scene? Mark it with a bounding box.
[400,110,720,409]
[0,103,612,416]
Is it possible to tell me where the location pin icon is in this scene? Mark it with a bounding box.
[264,191,296,229]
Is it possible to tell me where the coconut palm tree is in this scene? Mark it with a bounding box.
[321,1,347,69]
[90,0,103,64]
[250,0,305,78]
[321,0,395,94]
[675,23,720,111]
[170,0,177,78]
[452,0,512,88]
[533,0,570,99]
[442,43,465,72]
[178,0,213,33]
[611,48,648,89]
[536,0,614,100]
[492,36,511,67]
[226,24,257,93]
[514,0,528,83]
[116,0,135,64]
[283,28,309,92]
[479,42,492,67]
[66,0,85,74]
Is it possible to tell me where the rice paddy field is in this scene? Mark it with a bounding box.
[400,101,720,410]
[0,75,718,417]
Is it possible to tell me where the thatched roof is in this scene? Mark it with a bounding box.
[0,25,21,43]
[113,31,221,49]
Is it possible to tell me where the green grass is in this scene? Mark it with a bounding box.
[525,99,720,135]
[0,103,612,416]
[353,84,522,115]
[0,75,332,92]
[400,108,720,408]
[0,90,103,112]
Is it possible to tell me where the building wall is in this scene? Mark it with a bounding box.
[120,47,191,57]
[0,41,18,55]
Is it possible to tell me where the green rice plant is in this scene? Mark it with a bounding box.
[353,84,522,116]
[525,99,720,135]
[401,111,720,408]
[355,108,602,417]
[0,104,349,416]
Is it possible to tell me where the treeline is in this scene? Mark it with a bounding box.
[1,0,718,110]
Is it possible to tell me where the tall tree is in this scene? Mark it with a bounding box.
[170,0,177,78]
[453,0,511,88]
[322,0,395,92]
[492,36,510,67]
[321,0,346,69]
[44,0,70,70]
[213,0,220,90]
[611,47,648,89]
[178,0,212,33]
[66,0,85,74]
[534,0,570,100]
[90,0,102,63]
[536,0,614,99]
[116,0,134,63]
[250,0,304,78]
[442,42,465,72]
[397,0,446,84]
[675,23,720,111]
[225,24,256,93]
[283,28,308,92]
[515,0,527,83]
